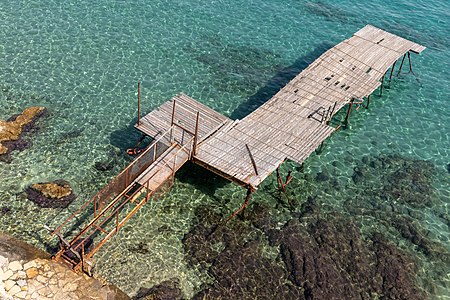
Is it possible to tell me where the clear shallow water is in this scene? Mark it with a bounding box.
[0,0,449,298]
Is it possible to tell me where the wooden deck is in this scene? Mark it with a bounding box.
[135,143,190,191]
[136,25,425,191]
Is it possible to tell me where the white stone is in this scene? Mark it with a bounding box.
[0,256,8,271]
[14,290,28,299]
[4,280,15,291]
[8,261,23,272]
[1,269,13,281]
[16,279,27,287]
[18,270,27,279]
[8,284,21,295]
[23,261,37,270]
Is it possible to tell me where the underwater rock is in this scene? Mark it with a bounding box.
[193,240,303,300]
[94,160,114,172]
[370,233,425,300]
[25,179,76,208]
[352,154,436,208]
[0,106,46,161]
[268,213,426,300]
[391,216,450,262]
[133,279,182,300]
[127,242,150,255]
[184,199,427,299]
[184,205,302,300]
[0,206,11,215]
[315,171,329,182]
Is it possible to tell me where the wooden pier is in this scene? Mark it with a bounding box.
[52,25,425,273]
[136,25,425,191]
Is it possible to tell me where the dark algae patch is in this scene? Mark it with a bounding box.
[183,200,427,299]
[178,151,449,299]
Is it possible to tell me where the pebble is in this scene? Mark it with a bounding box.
[17,279,27,287]
[8,284,21,295]
[0,256,8,271]
[23,261,37,270]
[25,267,39,279]
[1,269,13,281]
[8,261,23,272]
[4,280,15,291]
[15,290,28,299]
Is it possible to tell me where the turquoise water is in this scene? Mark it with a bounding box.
[1,0,449,298]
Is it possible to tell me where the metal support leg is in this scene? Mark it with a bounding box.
[397,54,406,76]
[380,73,385,96]
[388,60,397,88]
[408,51,413,73]
[225,189,252,222]
[344,100,354,127]
[366,95,371,109]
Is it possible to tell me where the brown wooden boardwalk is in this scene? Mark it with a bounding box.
[52,24,425,274]
[136,25,425,191]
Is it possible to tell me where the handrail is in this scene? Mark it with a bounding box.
[51,125,175,236]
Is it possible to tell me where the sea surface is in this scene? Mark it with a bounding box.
[0,0,449,298]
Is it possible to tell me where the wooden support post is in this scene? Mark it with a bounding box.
[344,99,354,128]
[326,102,337,125]
[388,60,397,88]
[225,189,253,222]
[115,212,119,233]
[192,111,200,157]
[245,144,259,176]
[397,53,407,76]
[171,99,176,126]
[407,51,413,73]
[137,80,141,127]
[170,100,176,143]
[380,73,386,96]
[366,95,371,109]
[276,167,283,190]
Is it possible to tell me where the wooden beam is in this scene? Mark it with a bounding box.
[137,80,141,126]
[245,144,259,176]
[192,111,200,157]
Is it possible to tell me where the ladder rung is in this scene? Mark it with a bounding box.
[93,224,108,235]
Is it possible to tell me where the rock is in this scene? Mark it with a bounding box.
[94,161,114,172]
[352,154,436,208]
[0,107,46,160]
[23,260,37,270]
[1,269,13,281]
[268,213,426,300]
[0,255,8,271]
[133,279,182,300]
[0,206,11,215]
[16,280,26,287]
[8,284,21,295]
[315,171,329,182]
[4,280,15,291]
[184,206,303,300]
[391,216,450,262]
[25,179,76,208]
[8,260,23,271]
[14,291,27,299]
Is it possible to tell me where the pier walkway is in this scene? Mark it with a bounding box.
[52,25,425,273]
[137,25,425,191]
